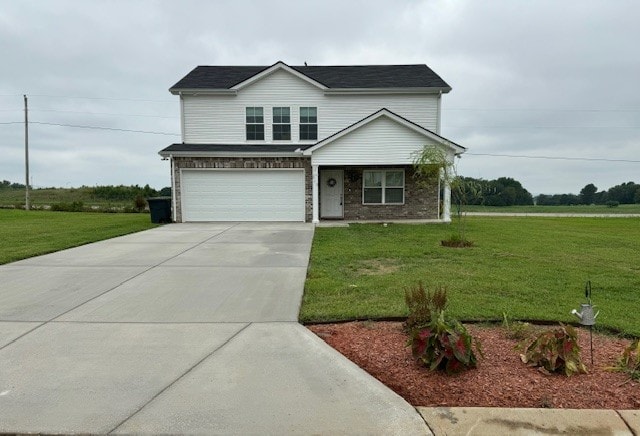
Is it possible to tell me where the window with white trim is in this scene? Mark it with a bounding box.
[246,107,264,140]
[299,107,317,140]
[272,107,291,140]
[363,170,404,204]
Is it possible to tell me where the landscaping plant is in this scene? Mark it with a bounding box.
[519,324,587,376]
[502,312,533,340]
[608,339,640,381]
[404,282,447,331]
[412,145,481,247]
[405,286,482,374]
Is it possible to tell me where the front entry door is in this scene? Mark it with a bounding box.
[320,170,344,218]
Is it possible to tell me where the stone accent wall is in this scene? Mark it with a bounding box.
[172,156,312,222]
[337,165,439,221]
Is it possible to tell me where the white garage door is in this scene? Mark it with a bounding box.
[181,169,305,222]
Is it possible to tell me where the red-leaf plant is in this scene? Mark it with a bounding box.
[407,310,482,375]
[519,323,587,376]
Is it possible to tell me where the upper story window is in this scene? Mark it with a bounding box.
[299,107,317,140]
[246,107,264,140]
[272,107,291,140]
[363,170,405,204]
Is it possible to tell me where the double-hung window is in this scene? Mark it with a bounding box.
[363,170,405,204]
[246,107,264,140]
[299,107,317,140]
[272,107,291,140]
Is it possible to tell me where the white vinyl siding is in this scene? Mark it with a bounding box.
[182,69,439,144]
[311,116,440,166]
[180,169,305,222]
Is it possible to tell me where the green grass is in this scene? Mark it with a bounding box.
[0,187,131,208]
[300,217,640,336]
[463,204,640,214]
[0,209,158,264]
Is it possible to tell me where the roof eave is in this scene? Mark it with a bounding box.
[169,88,237,96]
[323,86,451,95]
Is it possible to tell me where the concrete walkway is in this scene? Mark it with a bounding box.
[0,222,426,435]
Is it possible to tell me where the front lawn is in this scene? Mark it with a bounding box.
[0,209,157,264]
[300,217,640,336]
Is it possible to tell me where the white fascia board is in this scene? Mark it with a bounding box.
[303,109,465,156]
[230,61,328,91]
[169,88,237,96]
[323,87,451,95]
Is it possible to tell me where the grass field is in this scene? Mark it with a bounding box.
[0,209,157,264]
[463,204,640,214]
[300,217,640,336]
[0,187,136,208]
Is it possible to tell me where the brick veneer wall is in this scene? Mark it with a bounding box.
[338,166,439,220]
[172,156,312,222]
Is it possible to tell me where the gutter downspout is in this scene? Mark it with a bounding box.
[170,154,177,222]
[436,90,442,135]
[179,92,185,143]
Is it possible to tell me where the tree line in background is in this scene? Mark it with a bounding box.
[451,177,640,207]
[453,177,534,206]
[0,180,171,200]
[536,182,640,206]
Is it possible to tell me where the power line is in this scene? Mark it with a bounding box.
[445,108,640,113]
[447,125,640,129]
[28,94,175,103]
[31,109,175,118]
[0,121,22,125]
[30,121,180,136]
[465,152,640,163]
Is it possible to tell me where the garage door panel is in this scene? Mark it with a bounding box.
[181,170,305,222]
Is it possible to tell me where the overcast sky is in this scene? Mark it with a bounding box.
[1,0,638,195]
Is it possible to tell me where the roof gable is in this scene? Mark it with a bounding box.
[230,61,327,91]
[170,62,451,93]
[302,109,465,156]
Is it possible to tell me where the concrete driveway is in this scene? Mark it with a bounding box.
[0,222,427,435]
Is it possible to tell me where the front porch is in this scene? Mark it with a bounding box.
[310,165,449,223]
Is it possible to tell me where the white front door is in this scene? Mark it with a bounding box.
[320,169,344,218]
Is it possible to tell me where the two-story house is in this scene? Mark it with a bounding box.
[159,61,465,223]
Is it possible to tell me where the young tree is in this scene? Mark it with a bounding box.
[413,145,480,246]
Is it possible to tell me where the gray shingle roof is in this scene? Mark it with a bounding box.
[170,63,450,90]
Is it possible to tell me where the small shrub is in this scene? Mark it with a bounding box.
[50,201,84,212]
[606,200,620,208]
[408,311,482,374]
[406,286,481,374]
[502,313,533,340]
[134,195,146,212]
[607,339,640,381]
[519,324,587,376]
[441,233,473,248]
[404,283,447,331]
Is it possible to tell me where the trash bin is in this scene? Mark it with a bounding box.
[147,197,172,223]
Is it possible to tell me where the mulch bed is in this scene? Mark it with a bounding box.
[308,321,640,409]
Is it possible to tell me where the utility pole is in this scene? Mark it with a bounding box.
[24,94,30,210]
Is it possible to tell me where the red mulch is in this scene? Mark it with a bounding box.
[308,321,640,409]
